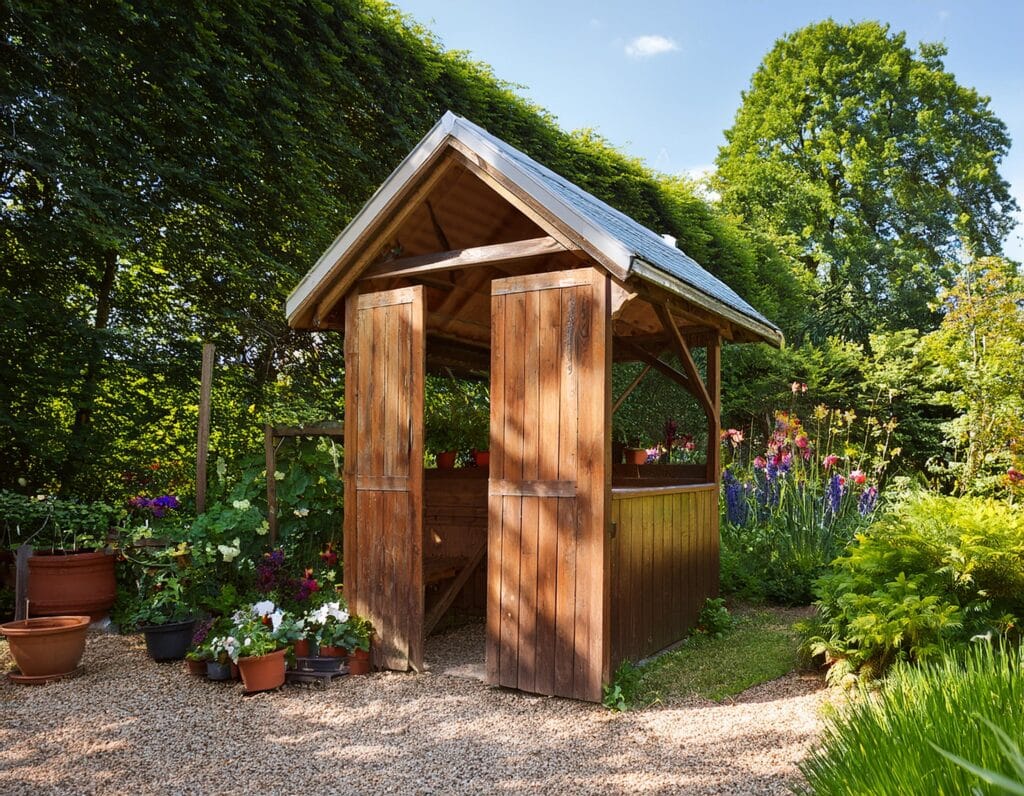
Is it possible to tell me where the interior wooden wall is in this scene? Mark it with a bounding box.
[423,469,488,613]
[487,268,610,703]
[609,484,719,666]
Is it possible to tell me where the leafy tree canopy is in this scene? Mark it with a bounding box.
[715,20,1017,342]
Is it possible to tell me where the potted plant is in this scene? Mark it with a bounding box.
[345,615,374,675]
[130,572,196,662]
[184,618,215,676]
[304,599,350,667]
[0,492,122,620]
[226,601,302,693]
[205,634,235,680]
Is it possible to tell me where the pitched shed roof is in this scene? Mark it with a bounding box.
[287,111,783,347]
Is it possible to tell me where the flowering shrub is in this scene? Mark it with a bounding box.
[719,402,894,604]
[218,600,304,663]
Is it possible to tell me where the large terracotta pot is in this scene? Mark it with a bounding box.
[0,615,90,680]
[237,648,287,693]
[436,451,457,469]
[28,551,115,620]
[473,450,490,467]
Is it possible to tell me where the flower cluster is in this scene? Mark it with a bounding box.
[128,494,180,519]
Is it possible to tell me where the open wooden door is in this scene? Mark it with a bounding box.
[487,267,610,702]
[343,286,425,672]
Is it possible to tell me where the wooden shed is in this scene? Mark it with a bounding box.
[286,112,782,702]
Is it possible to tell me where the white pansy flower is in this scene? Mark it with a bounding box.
[252,600,276,617]
[269,610,284,632]
[324,570,336,582]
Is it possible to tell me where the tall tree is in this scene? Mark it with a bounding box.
[715,20,1017,342]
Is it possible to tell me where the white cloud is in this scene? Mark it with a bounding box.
[624,35,679,59]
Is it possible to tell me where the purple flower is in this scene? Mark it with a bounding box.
[826,474,845,515]
[723,469,751,526]
[858,486,878,516]
[256,548,287,594]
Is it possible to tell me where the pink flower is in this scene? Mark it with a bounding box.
[850,469,866,485]
[721,428,744,447]
[1007,467,1023,485]
[753,456,767,469]
[684,441,695,451]
[795,434,809,449]
[823,454,840,470]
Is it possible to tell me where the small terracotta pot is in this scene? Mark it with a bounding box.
[230,662,240,680]
[319,644,348,658]
[348,647,371,675]
[0,615,90,679]
[28,551,115,619]
[293,638,312,657]
[237,648,287,693]
[436,451,457,469]
[473,450,490,467]
[625,448,649,465]
[185,658,207,676]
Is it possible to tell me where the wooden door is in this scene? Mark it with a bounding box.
[487,267,610,702]
[343,286,425,672]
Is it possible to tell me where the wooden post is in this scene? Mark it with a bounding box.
[265,424,278,545]
[705,334,721,484]
[195,343,215,514]
[14,544,31,620]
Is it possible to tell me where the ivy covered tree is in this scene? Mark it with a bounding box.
[715,20,1017,342]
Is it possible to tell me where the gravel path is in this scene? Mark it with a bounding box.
[0,622,825,795]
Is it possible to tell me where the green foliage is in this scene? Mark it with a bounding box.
[717,20,1017,342]
[424,375,489,456]
[799,644,1024,795]
[922,258,1024,496]
[634,607,802,705]
[126,571,195,628]
[805,493,1024,679]
[0,491,123,552]
[602,660,642,712]
[931,718,1024,795]
[695,598,735,638]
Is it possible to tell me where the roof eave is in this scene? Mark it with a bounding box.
[630,257,784,348]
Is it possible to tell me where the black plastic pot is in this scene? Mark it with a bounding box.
[142,619,196,661]
[206,661,231,680]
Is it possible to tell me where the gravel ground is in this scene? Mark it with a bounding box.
[0,622,825,795]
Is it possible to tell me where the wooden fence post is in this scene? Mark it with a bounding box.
[196,342,215,514]
[14,544,32,620]
[265,424,278,545]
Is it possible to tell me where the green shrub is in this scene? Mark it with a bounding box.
[695,597,735,638]
[799,643,1024,795]
[805,493,1024,678]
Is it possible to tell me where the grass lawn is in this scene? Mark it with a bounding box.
[630,605,808,706]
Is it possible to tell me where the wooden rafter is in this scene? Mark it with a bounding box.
[612,363,652,414]
[655,305,714,416]
[616,340,693,394]
[361,236,569,282]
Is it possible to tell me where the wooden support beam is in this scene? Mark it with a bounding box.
[195,342,214,514]
[425,199,451,251]
[616,340,693,393]
[14,544,31,620]
[362,236,568,282]
[265,424,278,545]
[612,363,652,414]
[423,541,487,637]
[655,305,714,417]
[705,334,722,483]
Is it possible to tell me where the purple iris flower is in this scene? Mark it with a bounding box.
[858,486,878,516]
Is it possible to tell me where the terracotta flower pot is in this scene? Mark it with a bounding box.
[625,448,649,465]
[348,647,371,675]
[28,551,116,620]
[293,638,311,657]
[185,659,207,677]
[436,451,458,469]
[473,450,490,467]
[237,648,286,693]
[0,615,90,679]
[319,644,348,658]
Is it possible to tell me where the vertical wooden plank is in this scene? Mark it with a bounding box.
[554,285,579,698]
[534,287,561,696]
[486,292,506,685]
[517,289,541,692]
[407,289,426,671]
[264,425,278,545]
[195,342,215,513]
[14,544,31,620]
[499,290,527,688]
[706,334,721,485]
[673,493,683,639]
[572,283,592,700]
[343,292,360,616]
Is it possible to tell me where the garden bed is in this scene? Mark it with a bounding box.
[0,616,825,794]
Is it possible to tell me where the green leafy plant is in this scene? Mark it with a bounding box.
[804,492,1024,680]
[695,598,735,638]
[127,571,194,628]
[799,643,1024,794]
[0,491,122,552]
[602,660,641,711]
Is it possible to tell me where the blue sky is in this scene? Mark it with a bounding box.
[395,0,1024,260]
